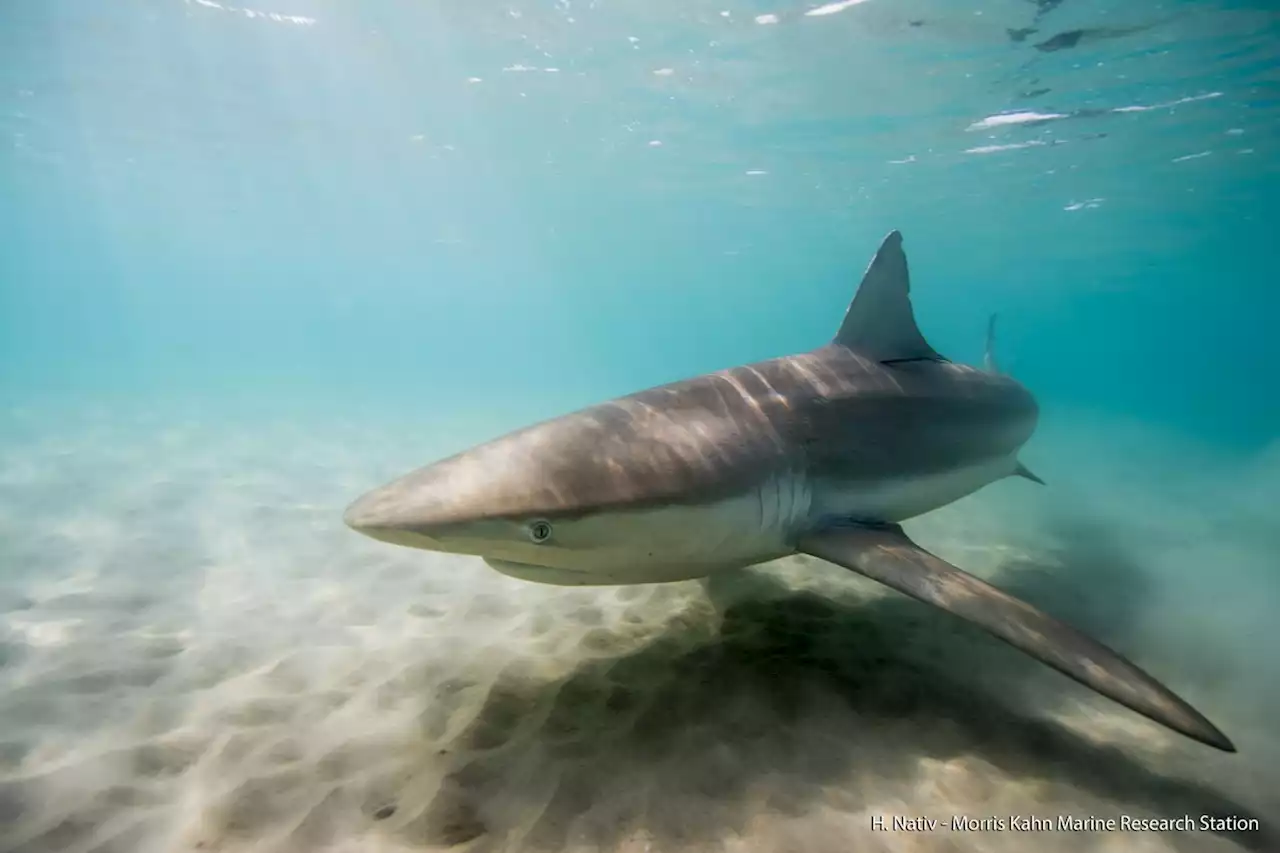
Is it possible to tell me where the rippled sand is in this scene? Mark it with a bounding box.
[0,401,1276,853]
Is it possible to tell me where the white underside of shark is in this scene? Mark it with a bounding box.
[487,453,1019,586]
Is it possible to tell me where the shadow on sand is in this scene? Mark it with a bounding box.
[386,513,1273,852]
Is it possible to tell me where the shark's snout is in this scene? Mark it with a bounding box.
[342,489,389,533]
[342,482,444,546]
[342,453,514,550]
[342,487,404,537]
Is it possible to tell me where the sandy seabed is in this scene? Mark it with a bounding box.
[0,400,1276,853]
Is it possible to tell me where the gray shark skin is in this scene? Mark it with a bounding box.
[345,230,1235,753]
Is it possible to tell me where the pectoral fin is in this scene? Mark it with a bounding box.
[796,524,1235,752]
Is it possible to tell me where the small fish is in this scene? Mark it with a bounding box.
[1034,24,1154,53]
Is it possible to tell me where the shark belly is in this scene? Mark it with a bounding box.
[484,454,1014,586]
[811,453,1018,524]
[484,556,758,586]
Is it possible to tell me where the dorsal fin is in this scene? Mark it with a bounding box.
[834,230,945,363]
[984,313,1001,373]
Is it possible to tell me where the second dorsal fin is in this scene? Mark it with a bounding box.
[985,313,1001,373]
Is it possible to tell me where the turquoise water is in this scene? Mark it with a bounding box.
[1,2,1278,852]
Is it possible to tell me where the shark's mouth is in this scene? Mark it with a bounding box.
[483,558,598,586]
[483,557,550,573]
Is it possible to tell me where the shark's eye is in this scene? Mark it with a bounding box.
[528,520,553,544]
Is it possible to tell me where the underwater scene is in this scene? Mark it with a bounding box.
[1,0,1278,851]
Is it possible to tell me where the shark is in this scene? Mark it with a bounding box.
[344,230,1235,752]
